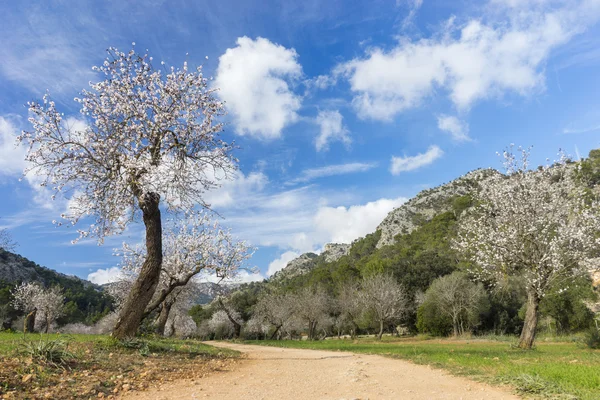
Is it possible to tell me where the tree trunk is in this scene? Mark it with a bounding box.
[44,316,50,333]
[112,192,162,339]
[218,298,242,339]
[269,325,281,340]
[155,301,173,336]
[518,290,540,349]
[24,309,36,333]
[377,318,384,340]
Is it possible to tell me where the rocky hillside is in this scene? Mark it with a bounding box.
[376,169,497,248]
[271,253,320,282]
[0,249,94,287]
[271,168,497,281]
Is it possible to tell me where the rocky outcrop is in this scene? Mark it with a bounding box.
[271,252,320,282]
[322,243,351,263]
[375,169,497,248]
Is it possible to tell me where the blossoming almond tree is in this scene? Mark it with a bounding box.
[454,146,600,349]
[18,47,235,339]
[12,283,65,333]
[110,212,252,335]
[360,274,409,340]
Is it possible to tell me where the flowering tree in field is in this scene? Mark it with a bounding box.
[454,146,600,349]
[253,292,295,339]
[12,283,65,333]
[18,47,235,339]
[208,309,240,339]
[360,274,409,340]
[110,212,252,335]
[336,281,363,338]
[291,286,331,340]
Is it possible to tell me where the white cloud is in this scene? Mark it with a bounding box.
[314,197,407,244]
[315,110,351,151]
[232,269,267,283]
[215,36,302,139]
[336,0,600,120]
[289,162,376,185]
[400,0,424,29]
[437,115,471,141]
[204,171,268,208]
[563,124,600,134]
[0,116,26,178]
[390,145,443,175]
[211,168,407,254]
[87,267,122,285]
[267,251,300,276]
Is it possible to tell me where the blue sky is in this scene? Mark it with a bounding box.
[1,0,600,284]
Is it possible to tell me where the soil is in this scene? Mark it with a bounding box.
[122,341,520,400]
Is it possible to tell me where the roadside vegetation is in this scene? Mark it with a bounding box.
[246,335,600,400]
[0,332,238,399]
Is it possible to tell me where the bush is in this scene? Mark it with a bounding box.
[19,335,75,367]
[583,326,600,349]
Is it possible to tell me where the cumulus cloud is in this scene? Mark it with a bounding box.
[215,37,303,139]
[336,0,600,120]
[314,197,407,244]
[0,116,26,178]
[203,171,268,208]
[87,267,122,285]
[437,115,471,141]
[390,145,443,175]
[315,110,351,151]
[267,251,300,276]
[289,162,376,185]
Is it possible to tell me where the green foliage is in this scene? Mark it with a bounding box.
[583,326,600,349]
[189,303,215,325]
[416,299,452,336]
[483,277,526,335]
[349,231,381,261]
[417,272,490,336]
[577,148,600,186]
[540,277,597,334]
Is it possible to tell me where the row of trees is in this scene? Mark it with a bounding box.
[199,274,408,341]
[192,148,600,349]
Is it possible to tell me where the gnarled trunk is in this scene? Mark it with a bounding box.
[24,309,36,333]
[518,290,540,349]
[113,192,162,340]
[155,301,173,336]
[377,318,384,340]
[269,325,281,340]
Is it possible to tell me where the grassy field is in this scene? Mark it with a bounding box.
[0,332,238,399]
[245,335,600,399]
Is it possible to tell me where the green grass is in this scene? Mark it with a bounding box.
[244,336,600,399]
[0,331,237,358]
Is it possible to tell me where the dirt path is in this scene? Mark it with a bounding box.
[123,342,519,400]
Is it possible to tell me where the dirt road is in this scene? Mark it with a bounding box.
[123,342,519,399]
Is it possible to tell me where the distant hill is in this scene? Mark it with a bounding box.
[0,249,113,328]
[0,249,95,287]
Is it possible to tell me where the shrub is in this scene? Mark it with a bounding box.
[583,326,600,349]
[19,335,75,367]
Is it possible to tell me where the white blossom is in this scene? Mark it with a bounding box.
[18,47,235,243]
